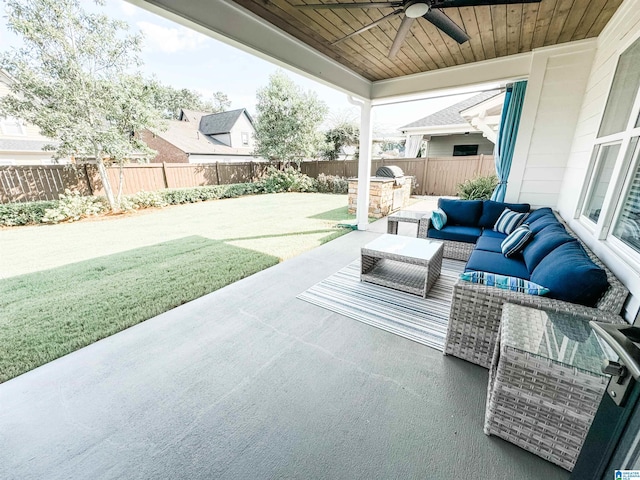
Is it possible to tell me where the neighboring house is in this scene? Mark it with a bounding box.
[399,91,504,158]
[0,70,68,165]
[141,108,259,163]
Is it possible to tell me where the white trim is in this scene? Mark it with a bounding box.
[350,97,373,230]
[131,0,371,99]
[400,124,473,135]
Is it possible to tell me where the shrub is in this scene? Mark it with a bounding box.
[121,190,168,210]
[42,190,108,223]
[457,175,498,200]
[258,166,316,193]
[160,183,260,205]
[314,174,348,194]
[0,200,57,226]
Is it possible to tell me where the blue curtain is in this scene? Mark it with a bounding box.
[491,80,527,201]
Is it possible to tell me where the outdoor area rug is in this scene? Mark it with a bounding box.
[297,258,465,351]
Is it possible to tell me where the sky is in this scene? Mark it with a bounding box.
[0,0,474,137]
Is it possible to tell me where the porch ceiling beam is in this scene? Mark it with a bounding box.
[129,0,372,100]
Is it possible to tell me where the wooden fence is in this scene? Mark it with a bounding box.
[0,155,494,203]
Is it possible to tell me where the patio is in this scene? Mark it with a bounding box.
[0,201,569,479]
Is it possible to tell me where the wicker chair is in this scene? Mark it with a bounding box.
[419,211,629,368]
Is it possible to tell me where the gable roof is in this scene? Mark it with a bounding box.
[199,108,253,135]
[151,120,252,156]
[179,109,210,125]
[400,90,502,130]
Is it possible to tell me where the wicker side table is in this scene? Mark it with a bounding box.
[387,210,431,238]
[484,303,614,471]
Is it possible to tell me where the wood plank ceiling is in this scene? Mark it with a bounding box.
[232,0,623,81]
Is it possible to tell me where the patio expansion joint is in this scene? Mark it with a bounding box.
[239,307,424,400]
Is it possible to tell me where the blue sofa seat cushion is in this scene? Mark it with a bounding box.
[479,200,530,228]
[531,242,609,307]
[475,235,505,253]
[522,223,576,271]
[428,225,482,244]
[465,249,531,280]
[438,199,483,226]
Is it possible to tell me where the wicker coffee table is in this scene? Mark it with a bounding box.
[360,234,444,298]
[387,210,430,237]
[484,303,615,471]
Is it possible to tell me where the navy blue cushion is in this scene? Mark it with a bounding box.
[481,229,508,240]
[479,200,530,228]
[465,249,531,279]
[526,215,560,234]
[475,235,505,253]
[438,199,483,227]
[525,207,555,223]
[531,242,609,307]
[522,224,576,272]
[428,225,482,244]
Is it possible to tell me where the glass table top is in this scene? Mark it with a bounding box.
[387,210,430,221]
[362,234,442,261]
[501,303,616,376]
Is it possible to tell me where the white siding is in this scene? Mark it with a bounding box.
[506,44,596,207]
[556,0,640,320]
[427,133,494,156]
[188,154,258,163]
[229,114,255,149]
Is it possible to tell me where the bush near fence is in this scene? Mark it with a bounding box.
[0,155,494,204]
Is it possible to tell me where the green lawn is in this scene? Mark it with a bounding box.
[0,193,355,383]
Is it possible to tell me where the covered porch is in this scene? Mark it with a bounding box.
[0,209,569,479]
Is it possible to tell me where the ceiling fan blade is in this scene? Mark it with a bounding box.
[430,0,542,7]
[333,9,403,45]
[422,8,470,44]
[296,2,401,10]
[388,16,415,58]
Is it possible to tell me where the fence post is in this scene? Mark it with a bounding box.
[162,162,169,189]
[476,155,484,176]
[215,162,221,185]
[421,157,429,196]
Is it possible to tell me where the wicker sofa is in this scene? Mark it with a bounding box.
[418,199,629,368]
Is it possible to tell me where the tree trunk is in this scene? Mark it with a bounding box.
[94,149,117,211]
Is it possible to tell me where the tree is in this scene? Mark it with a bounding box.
[253,71,328,164]
[323,122,359,160]
[148,80,231,119]
[0,0,163,210]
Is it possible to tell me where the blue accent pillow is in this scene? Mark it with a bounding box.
[438,199,483,226]
[501,224,534,258]
[431,208,447,230]
[479,201,530,228]
[530,242,609,307]
[460,271,549,296]
[494,208,529,235]
[522,223,575,271]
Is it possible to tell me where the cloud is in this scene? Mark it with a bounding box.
[137,21,208,53]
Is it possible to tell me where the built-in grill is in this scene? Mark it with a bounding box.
[376,165,405,186]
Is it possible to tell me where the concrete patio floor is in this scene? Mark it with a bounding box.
[0,199,570,479]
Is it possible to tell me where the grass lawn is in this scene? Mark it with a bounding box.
[0,193,356,383]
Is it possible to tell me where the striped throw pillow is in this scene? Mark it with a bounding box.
[494,208,529,235]
[431,208,447,230]
[459,271,549,296]
[501,224,533,258]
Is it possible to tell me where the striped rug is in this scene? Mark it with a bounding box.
[297,258,465,351]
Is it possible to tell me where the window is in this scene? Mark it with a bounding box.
[580,36,640,244]
[582,144,621,223]
[453,144,478,156]
[0,116,25,136]
[241,132,249,146]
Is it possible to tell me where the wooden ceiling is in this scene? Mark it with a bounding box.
[232,0,623,81]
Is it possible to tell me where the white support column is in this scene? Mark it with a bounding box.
[350,96,373,230]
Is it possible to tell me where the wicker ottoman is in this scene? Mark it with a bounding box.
[387,210,431,237]
[484,303,613,471]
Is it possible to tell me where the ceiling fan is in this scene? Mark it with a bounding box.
[295,0,543,58]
